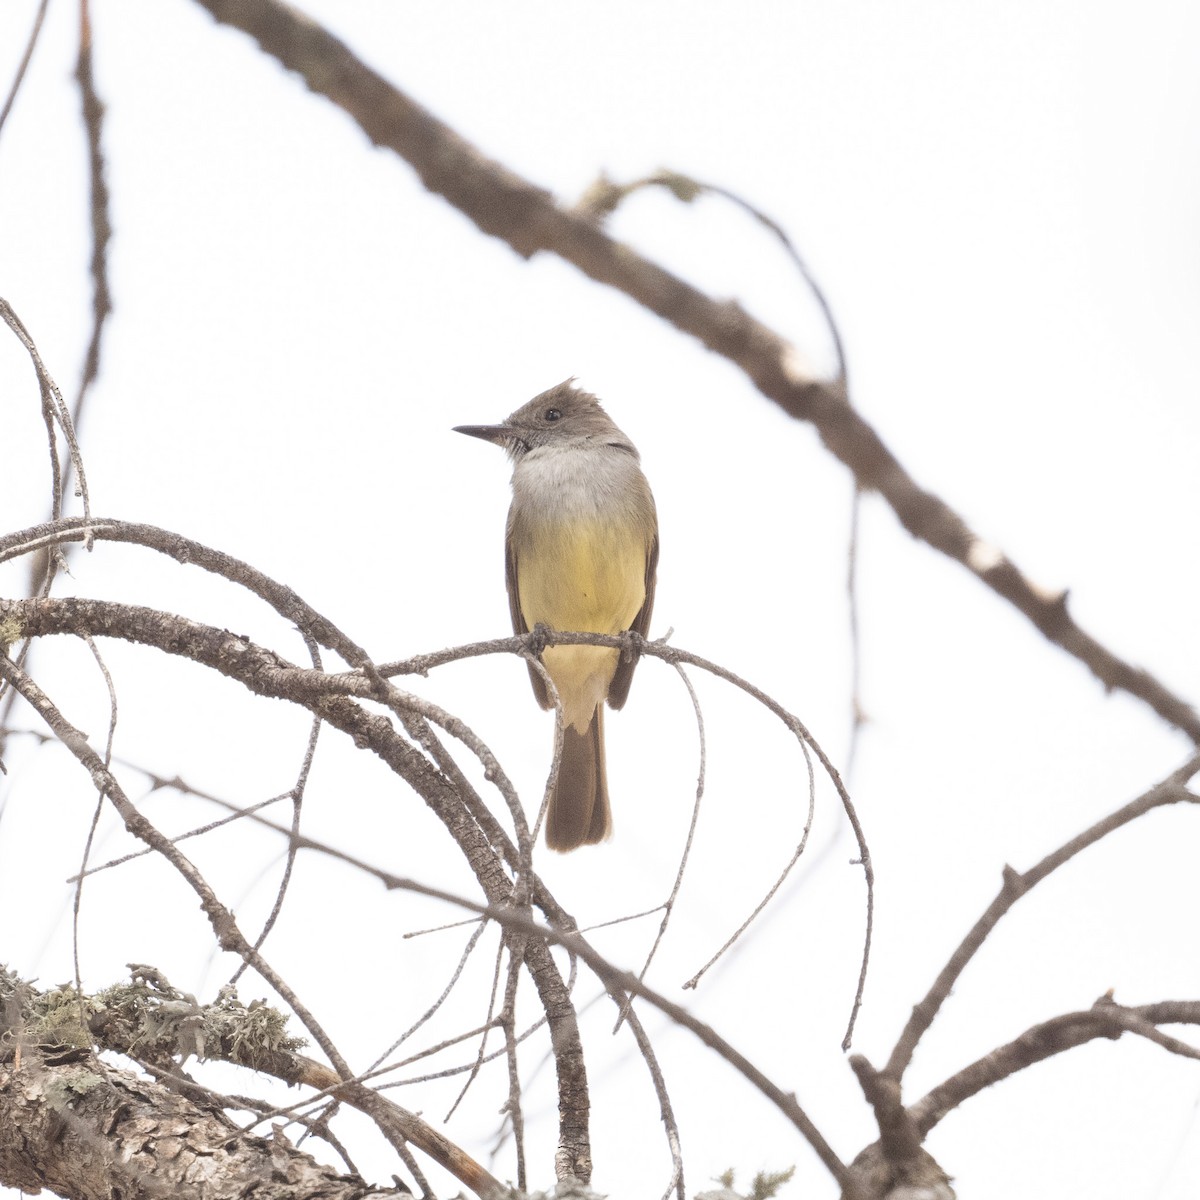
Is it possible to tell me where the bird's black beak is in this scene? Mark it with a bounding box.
[453,423,516,447]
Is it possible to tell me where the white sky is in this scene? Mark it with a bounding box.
[2,2,1200,1198]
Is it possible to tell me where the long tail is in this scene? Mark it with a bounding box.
[546,708,611,851]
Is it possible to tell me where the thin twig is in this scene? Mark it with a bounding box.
[524,649,564,850]
[460,884,854,1189]
[574,169,848,385]
[614,661,707,1033]
[845,483,867,775]
[0,304,93,747]
[73,0,114,432]
[230,629,324,984]
[619,1002,686,1200]
[67,789,294,881]
[0,0,49,136]
[1,655,353,1073]
[408,626,871,1042]
[5,561,874,1178]
[444,933,508,1122]
[235,1017,506,1135]
[70,633,119,1015]
[0,304,91,535]
[500,935,529,1189]
[368,920,491,1075]
[683,696,817,992]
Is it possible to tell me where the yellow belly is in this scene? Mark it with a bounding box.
[517,517,647,635]
[516,517,647,731]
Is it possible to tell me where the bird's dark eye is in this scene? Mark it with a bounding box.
[544,407,562,422]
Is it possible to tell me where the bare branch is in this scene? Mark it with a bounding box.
[573,169,848,385]
[682,687,816,991]
[847,1056,924,1175]
[0,655,513,1197]
[3,576,870,1116]
[399,623,874,1047]
[886,757,1200,1081]
[259,869,859,1195]
[70,632,119,1007]
[0,518,545,895]
[0,303,92,632]
[4,580,870,1045]
[67,786,294,881]
[615,660,708,1033]
[230,629,324,985]
[367,920,493,1077]
[73,0,114,417]
[500,937,529,1190]
[0,516,373,672]
[0,584,595,1183]
[910,996,1200,1137]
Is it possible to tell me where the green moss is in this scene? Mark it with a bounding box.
[44,1068,105,1108]
[29,983,95,1052]
[0,614,24,655]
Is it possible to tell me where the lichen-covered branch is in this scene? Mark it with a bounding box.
[1,961,509,1199]
[0,984,399,1200]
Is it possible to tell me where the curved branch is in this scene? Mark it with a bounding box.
[184,0,1200,747]
[393,626,874,1049]
[5,584,871,1044]
[0,516,374,671]
[0,590,594,1183]
[4,575,872,1032]
[0,517,547,903]
[4,593,853,1190]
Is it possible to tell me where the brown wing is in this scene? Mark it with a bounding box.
[607,533,658,711]
[506,534,553,710]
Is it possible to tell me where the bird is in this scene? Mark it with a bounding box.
[454,380,658,850]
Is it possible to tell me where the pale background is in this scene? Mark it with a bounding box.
[2,2,1199,1197]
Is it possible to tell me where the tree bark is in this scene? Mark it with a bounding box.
[0,1049,397,1200]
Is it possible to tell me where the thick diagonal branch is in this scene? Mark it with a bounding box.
[185,0,1200,745]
